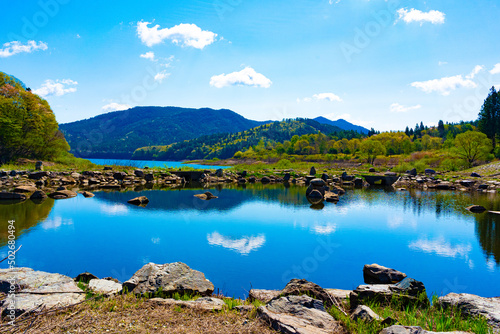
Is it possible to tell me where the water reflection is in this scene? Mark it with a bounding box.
[207,232,266,255]
[475,213,500,265]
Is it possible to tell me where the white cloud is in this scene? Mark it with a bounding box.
[329,0,341,4]
[396,8,445,25]
[102,102,131,112]
[298,92,342,103]
[312,223,336,235]
[33,79,78,97]
[409,237,471,258]
[140,51,155,61]
[207,232,266,255]
[100,203,129,215]
[466,65,484,79]
[154,71,170,83]
[0,40,48,58]
[137,21,217,49]
[210,67,272,88]
[490,63,500,75]
[438,61,448,66]
[411,75,476,96]
[42,217,73,230]
[390,103,422,113]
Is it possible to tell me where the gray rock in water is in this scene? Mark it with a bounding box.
[80,191,95,198]
[127,196,149,205]
[144,173,155,182]
[466,205,487,213]
[123,262,214,297]
[363,263,407,284]
[380,325,473,334]
[113,171,127,180]
[438,293,500,330]
[258,295,343,334]
[283,173,291,182]
[14,185,37,193]
[216,168,224,177]
[0,192,27,201]
[88,279,122,296]
[134,170,145,177]
[30,190,47,200]
[194,191,218,200]
[48,189,78,199]
[310,178,326,187]
[0,268,85,317]
[261,176,271,184]
[351,305,382,322]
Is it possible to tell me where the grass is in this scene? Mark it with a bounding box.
[328,295,493,334]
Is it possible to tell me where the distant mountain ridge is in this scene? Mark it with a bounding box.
[60,106,267,159]
[313,116,369,134]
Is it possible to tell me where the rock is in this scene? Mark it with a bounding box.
[216,169,224,177]
[363,264,407,284]
[14,185,37,193]
[324,191,339,202]
[310,178,326,187]
[75,272,98,283]
[103,166,113,171]
[466,205,487,213]
[134,170,145,177]
[238,178,247,184]
[325,289,352,302]
[88,279,122,296]
[310,166,316,176]
[56,186,67,191]
[113,171,127,180]
[276,279,334,308]
[249,176,256,183]
[261,176,271,184]
[351,305,382,322]
[127,196,149,205]
[470,172,481,178]
[80,191,95,198]
[194,191,218,200]
[149,297,226,311]
[258,295,343,334]
[380,325,473,334]
[123,262,214,297]
[28,171,48,180]
[283,173,291,182]
[394,277,426,297]
[424,169,436,175]
[235,304,254,313]
[321,173,329,182]
[369,167,376,173]
[35,161,43,171]
[307,189,324,200]
[354,178,363,187]
[48,189,78,199]
[30,190,47,200]
[0,268,85,318]
[240,171,248,177]
[0,192,27,201]
[249,289,281,303]
[438,293,500,330]
[408,168,417,176]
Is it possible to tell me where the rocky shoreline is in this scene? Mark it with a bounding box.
[1,165,498,205]
[0,263,498,334]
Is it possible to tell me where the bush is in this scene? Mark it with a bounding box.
[495,147,500,159]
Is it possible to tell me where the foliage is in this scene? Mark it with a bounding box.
[0,72,70,164]
[452,131,492,168]
[359,138,386,164]
[477,86,500,147]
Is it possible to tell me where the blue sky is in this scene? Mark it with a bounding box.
[1,0,500,131]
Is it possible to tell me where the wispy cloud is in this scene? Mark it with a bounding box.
[390,103,422,113]
[466,65,484,79]
[207,232,266,255]
[411,67,481,96]
[409,237,471,258]
[154,71,170,83]
[0,40,48,58]
[102,102,131,112]
[210,67,272,88]
[298,93,342,103]
[490,63,500,75]
[33,79,78,97]
[137,21,217,49]
[140,51,155,61]
[396,8,445,25]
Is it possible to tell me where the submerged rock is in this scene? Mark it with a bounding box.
[30,190,47,200]
[48,189,78,199]
[123,262,214,297]
[79,191,95,198]
[194,191,218,200]
[127,196,149,205]
[466,205,487,213]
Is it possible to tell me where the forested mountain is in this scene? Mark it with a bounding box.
[60,107,268,159]
[313,116,369,134]
[0,72,69,164]
[132,118,354,161]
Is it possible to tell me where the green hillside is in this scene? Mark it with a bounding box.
[132,118,351,161]
[60,107,267,159]
[0,72,70,164]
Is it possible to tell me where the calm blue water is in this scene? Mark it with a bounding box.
[88,158,231,170]
[1,185,499,299]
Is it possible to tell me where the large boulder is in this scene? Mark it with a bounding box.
[113,171,127,180]
[258,295,343,334]
[0,268,84,317]
[88,279,122,296]
[30,190,47,200]
[123,262,214,297]
[275,279,334,308]
[438,293,500,330]
[363,264,407,284]
[134,170,144,178]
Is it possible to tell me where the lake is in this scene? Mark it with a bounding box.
[88,158,231,170]
[1,184,499,299]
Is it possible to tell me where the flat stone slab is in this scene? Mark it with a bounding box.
[148,297,226,311]
[249,289,281,303]
[380,325,473,334]
[0,268,84,317]
[88,279,122,296]
[438,293,500,330]
[258,295,343,334]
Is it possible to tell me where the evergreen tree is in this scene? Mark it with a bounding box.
[437,120,445,138]
[478,86,499,147]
